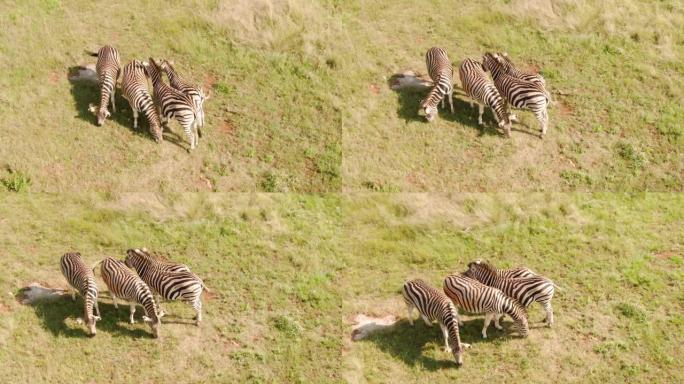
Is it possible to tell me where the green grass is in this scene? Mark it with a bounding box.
[0,193,346,382]
[0,0,342,192]
[339,193,684,383]
[337,0,684,191]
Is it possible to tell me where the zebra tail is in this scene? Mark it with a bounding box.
[84,49,99,57]
[91,259,104,274]
[553,283,565,292]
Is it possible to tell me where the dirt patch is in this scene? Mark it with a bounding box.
[368,83,380,95]
[49,72,61,85]
[653,250,681,260]
[557,99,573,117]
[204,71,218,90]
[218,119,237,136]
[198,173,214,191]
[0,301,11,313]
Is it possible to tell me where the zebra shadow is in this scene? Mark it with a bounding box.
[361,317,522,370]
[67,66,188,150]
[391,83,504,137]
[30,294,157,339]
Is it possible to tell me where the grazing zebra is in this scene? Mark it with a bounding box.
[463,260,555,326]
[124,248,205,325]
[97,257,160,338]
[145,58,199,151]
[159,59,206,132]
[402,279,470,365]
[127,248,190,273]
[458,58,512,136]
[86,45,120,126]
[59,252,100,336]
[121,60,163,142]
[482,52,550,138]
[443,274,529,338]
[419,47,454,122]
[498,53,547,87]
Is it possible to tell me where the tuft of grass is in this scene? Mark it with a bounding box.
[1,167,31,192]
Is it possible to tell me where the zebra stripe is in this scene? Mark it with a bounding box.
[419,47,454,122]
[146,58,199,151]
[160,59,206,132]
[443,274,529,338]
[98,257,160,338]
[122,60,163,142]
[482,52,550,138]
[124,249,204,326]
[60,252,100,335]
[458,58,511,136]
[87,46,120,126]
[402,279,468,365]
[464,261,555,326]
[126,248,190,273]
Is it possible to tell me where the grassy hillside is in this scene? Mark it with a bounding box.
[0,0,342,192]
[340,193,684,383]
[0,194,345,383]
[338,0,684,191]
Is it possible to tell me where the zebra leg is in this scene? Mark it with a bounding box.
[453,307,464,326]
[112,295,118,309]
[544,301,554,327]
[406,302,415,326]
[421,314,432,327]
[94,300,100,317]
[111,88,116,113]
[482,313,493,338]
[129,303,136,324]
[132,109,139,129]
[448,90,454,114]
[440,323,451,352]
[70,289,76,301]
[478,104,484,125]
[192,300,202,326]
[183,121,195,150]
[494,314,503,330]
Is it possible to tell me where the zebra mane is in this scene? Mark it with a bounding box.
[468,260,498,275]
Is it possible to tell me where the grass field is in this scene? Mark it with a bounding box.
[340,193,684,383]
[0,0,342,192]
[1,193,681,383]
[0,194,345,383]
[338,0,684,191]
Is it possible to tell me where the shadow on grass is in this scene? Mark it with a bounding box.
[361,317,525,370]
[392,86,504,137]
[67,66,187,150]
[31,295,156,339]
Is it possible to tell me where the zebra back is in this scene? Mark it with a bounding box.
[125,248,190,273]
[420,47,453,120]
[403,279,463,363]
[60,252,99,333]
[464,261,554,308]
[99,258,160,323]
[124,252,203,303]
[443,274,528,336]
[458,58,510,125]
[146,58,197,119]
[482,52,548,110]
[122,60,163,142]
[92,45,120,125]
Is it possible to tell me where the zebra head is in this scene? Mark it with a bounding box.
[85,313,101,336]
[418,100,437,122]
[143,315,160,339]
[124,248,150,271]
[88,103,110,126]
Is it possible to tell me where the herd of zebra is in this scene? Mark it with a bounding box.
[86,45,207,150]
[402,260,557,366]
[59,248,207,338]
[419,47,551,138]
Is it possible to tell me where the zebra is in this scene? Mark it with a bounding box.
[121,60,163,143]
[96,257,161,338]
[124,248,205,325]
[443,274,529,338]
[418,47,454,122]
[85,45,120,126]
[159,59,207,132]
[458,58,512,136]
[59,252,100,336]
[145,58,199,151]
[482,52,550,138]
[127,248,190,273]
[469,259,537,279]
[463,260,555,326]
[402,279,470,365]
